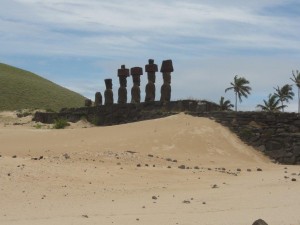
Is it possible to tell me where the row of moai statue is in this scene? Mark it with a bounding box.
[85,59,174,106]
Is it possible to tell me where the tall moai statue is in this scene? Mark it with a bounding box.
[145,59,158,102]
[160,59,174,103]
[104,79,114,105]
[117,65,129,104]
[130,67,143,103]
[94,92,102,106]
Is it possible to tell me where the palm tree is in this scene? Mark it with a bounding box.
[219,96,234,111]
[225,75,252,112]
[273,84,294,112]
[291,70,300,113]
[257,94,286,112]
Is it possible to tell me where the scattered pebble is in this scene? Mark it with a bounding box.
[257,168,262,172]
[178,165,185,169]
[63,153,70,159]
[247,169,252,172]
[292,178,297,182]
[183,200,190,204]
[194,166,199,170]
[173,159,178,162]
[237,168,241,172]
[137,164,141,167]
[202,202,206,205]
[12,155,17,158]
[82,215,88,218]
[148,154,153,157]
[152,196,157,200]
[211,184,219,189]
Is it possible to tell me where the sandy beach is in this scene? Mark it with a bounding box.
[0,112,299,225]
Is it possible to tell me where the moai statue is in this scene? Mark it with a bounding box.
[145,59,158,102]
[130,67,143,103]
[160,59,173,103]
[117,65,129,104]
[85,98,92,107]
[94,92,102,106]
[104,79,114,105]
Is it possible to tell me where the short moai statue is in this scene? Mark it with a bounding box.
[85,98,92,107]
[117,65,129,104]
[160,59,174,103]
[104,79,114,105]
[94,92,102,106]
[145,59,158,102]
[130,67,143,103]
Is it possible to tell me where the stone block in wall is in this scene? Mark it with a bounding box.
[282,156,296,164]
[265,141,283,151]
[293,145,300,156]
[289,125,299,133]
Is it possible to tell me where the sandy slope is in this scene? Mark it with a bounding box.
[0,113,300,225]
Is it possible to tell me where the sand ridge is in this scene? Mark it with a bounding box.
[0,113,300,225]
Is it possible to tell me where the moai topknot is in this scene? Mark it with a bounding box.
[94,92,102,106]
[130,67,143,103]
[160,59,173,103]
[117,65,130,104]
[104,79,113,105]
[145,59,158,102]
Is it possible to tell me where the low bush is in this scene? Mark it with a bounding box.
[53,118,70,129]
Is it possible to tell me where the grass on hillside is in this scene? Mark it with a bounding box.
[0,63,86,111]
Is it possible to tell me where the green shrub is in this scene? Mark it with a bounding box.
[34,124,42,129]
[53,118,70,129]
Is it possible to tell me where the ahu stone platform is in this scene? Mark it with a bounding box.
[33,100,219,125]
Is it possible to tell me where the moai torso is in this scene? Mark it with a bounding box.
[145,59,158,102]
[130,67,143,103]
[94,92,102,106]
[160,60,173,103]
[104,79,113,105]
[117,65,129,104]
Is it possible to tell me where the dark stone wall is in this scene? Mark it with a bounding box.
[33,100,220,126]
[189,111,300,165]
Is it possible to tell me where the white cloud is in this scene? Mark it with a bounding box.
[1,0,300,112]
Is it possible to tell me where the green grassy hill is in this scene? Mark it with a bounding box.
[0,63,86,111]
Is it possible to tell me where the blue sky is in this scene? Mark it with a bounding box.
[1,0,299,111]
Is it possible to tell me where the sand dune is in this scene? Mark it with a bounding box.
[0,113,299,225]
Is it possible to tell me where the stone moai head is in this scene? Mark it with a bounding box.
[85,98,92,107]
[130,67,143,86]
[145,59,158,83]
[118,65,129,87]
[160,59,173,84]
[104,78,113,89]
